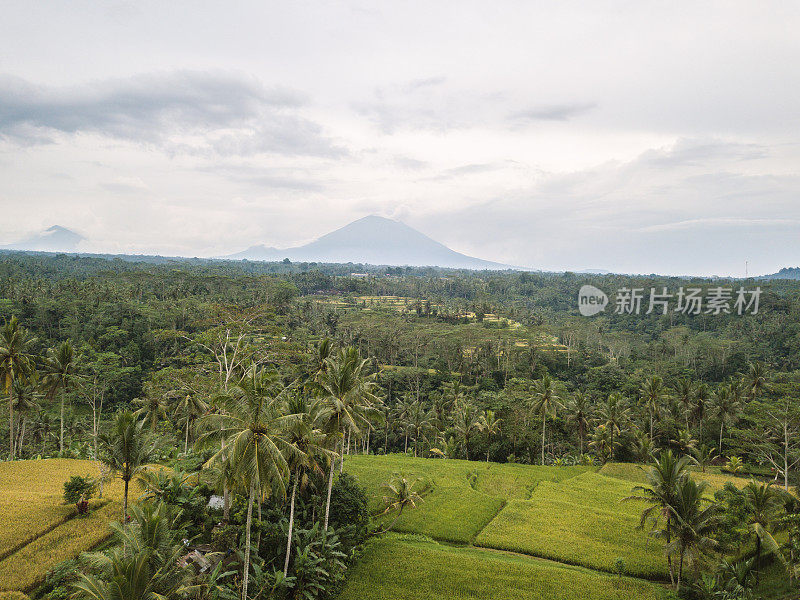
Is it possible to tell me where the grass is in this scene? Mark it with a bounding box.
[0,459,124,593]
[344,454,589,543]
[475,472,670,579]
[338,534,665,600]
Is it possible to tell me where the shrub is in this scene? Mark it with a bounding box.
[328,473,369,553]
[62,475,95,505]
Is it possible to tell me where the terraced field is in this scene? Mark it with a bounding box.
[475,472,668,579]
[0,459,124,593]
[339,534,664,600]
[345,455,589,543]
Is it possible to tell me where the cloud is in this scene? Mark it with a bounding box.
[509,103,597,122]
[0,71,343,157]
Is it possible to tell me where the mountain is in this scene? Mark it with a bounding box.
[2,225,84,253]
[225,216,514,269]
[758,267,800,280]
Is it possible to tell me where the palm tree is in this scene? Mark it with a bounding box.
[381,473,425,532]
[198,367,296,600]
[452,399,479,461]
[73,501,189,600]
[713,384,740,456]
[532,374,562,465]
[407,399,435,458]
[174,392,209,454]
[97,410,158,522]
[42,341,81,457]
[566,391,591,456]
[132,392,170,433]
[597,392,629,461]
[693,383,710,435]
[477,409,501,462]
[666,477,721,590]
[316,346,381,531]
[674,378,695,432]
[746,362,769,401]
[691,443,716,472]
[10,377,41,457]
[625,450,692,587]
[640,376,666,441]
[282,394,331,577]
[0,316,36,459]
[743,481,785,584]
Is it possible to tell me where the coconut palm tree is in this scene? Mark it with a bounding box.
[281,394,331,576]
[746,362,769,401]
[174,392,209,454]
[624,450,692,587]
[477,409,502,462]
[381,473,425,532]
[597,392,629,461]
[640,376,666,441]
[407,399,435,458]
[97,410,159,522]
[713,384,740,456]
[693,383,710,435]
[10,377,41,456]
[666,477,721,591]
[198,366,296,600]
[674,378,695,432]
[532,374,562,465]
[316,346,381,531]
[42,340,81,457]
[132,391,170,433]
[566,391,591,456]
[72,501,189,600]
[742,480,785,584]
[0,316,36,459]
[452,399,480,461]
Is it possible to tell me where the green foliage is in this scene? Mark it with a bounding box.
[62,475,96,505]
[327,473,369,553]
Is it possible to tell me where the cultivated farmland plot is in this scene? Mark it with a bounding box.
[475,472,669,579]
[0,459,124,593]
[345,454,589,543]
[338,534,664,600]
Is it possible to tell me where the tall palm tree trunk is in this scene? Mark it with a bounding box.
[324,439,339,531]
[284,477,298,576]
[8,381,14,459]
[677,549,684,591]
[719,421,724,456]
[60,394,65,456]
[184,421,189,454]
[242,482,255,600]
[123,479,129,522]
[541,412,546,465]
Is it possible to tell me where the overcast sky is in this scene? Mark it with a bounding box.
[1,1,798,276]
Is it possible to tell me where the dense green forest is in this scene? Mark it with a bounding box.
[1,251,799,471]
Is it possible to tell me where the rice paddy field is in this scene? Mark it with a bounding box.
[475,472,668,579]
[338,534,665,600]
[0,459,124,593]
[344,454,589,543]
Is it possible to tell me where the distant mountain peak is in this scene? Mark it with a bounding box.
[2,225,84,253]
[224,216,514,269]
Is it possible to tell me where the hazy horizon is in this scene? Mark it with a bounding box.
[1,2,799,277]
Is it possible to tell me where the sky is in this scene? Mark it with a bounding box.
[0,1,799,276]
